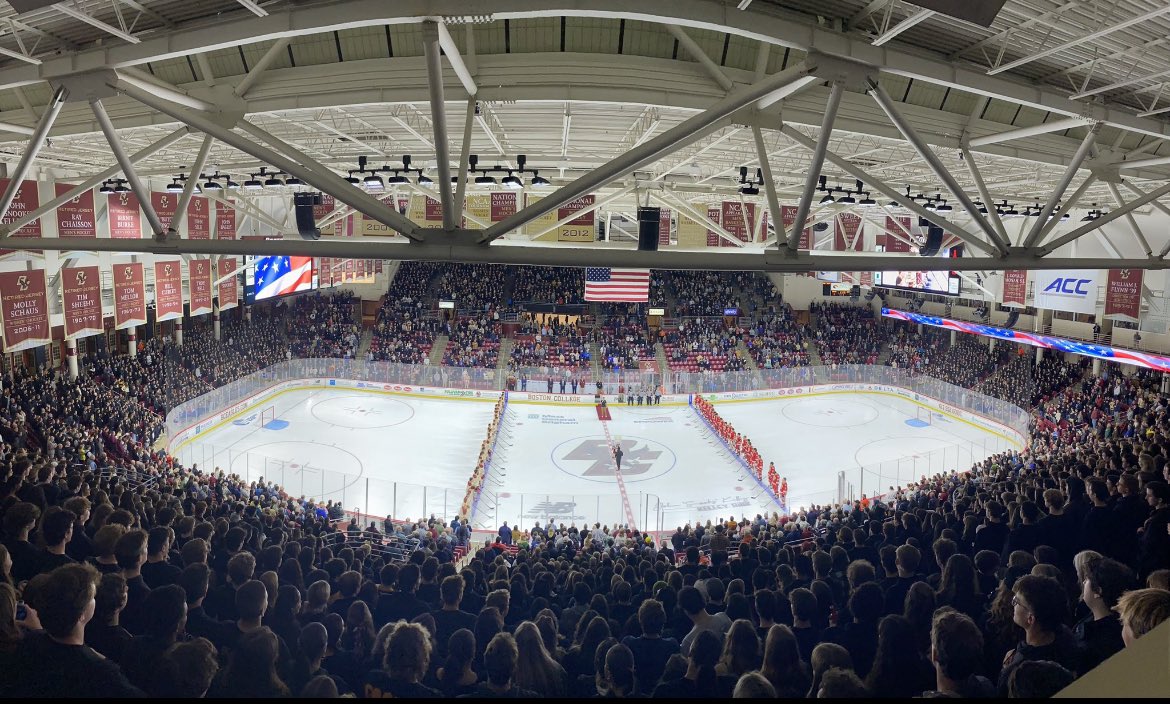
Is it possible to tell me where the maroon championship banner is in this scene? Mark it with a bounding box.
[425,197,443,223]
[54,184,97,238]
[0,178,42,238]
[216,200,236,240]
[781,205,812,250]
[1104,269,1143,322]
[375,259,384,274]
[659,208,671,246]
[217,258,238,310]
[154,260,184,322]
[884,216,912,253]
[113,263,146,329]
[557,196,596,242]
[0,269,49,352]
[108,191,143,238]
[706,206,721,247]
[150,192,178,231]
[187,196,210,239]
[491,192,517,221]
[720,201,755,247]
[61,265,103,339]
[1002,270,1028,307]
[314,194,337,235]
[189,259,213,316]
[834,212,864,251]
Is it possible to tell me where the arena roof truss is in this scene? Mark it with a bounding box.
[1,1,1170,272]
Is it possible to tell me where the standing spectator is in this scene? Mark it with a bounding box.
[998,575,1084,692]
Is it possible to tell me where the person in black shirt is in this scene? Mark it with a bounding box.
[457,631,539,698]
[4,563,144,698]
[998,575,1084,693]
[788,588,822,664]
[121,585,187,696]
[140,527,180,589]
[35,507,77,577]
[178,563,229,646]
[621,598,679,694]
[114,529,151,636]
[3,501,43,584]
[972,501,1009,556]
[1075,556,1132,670]
[923,609,996,698]
[431,575,477,661]
[375,563,428,627]
[85,572,132,664]
[363,621,442,697]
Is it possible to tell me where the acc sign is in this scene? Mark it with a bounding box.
[1034,270,1101,315]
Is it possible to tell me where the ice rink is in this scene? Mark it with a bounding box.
[175,387,1020,531]
[172,387,498,522]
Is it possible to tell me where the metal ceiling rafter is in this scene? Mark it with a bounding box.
[872,8,935,47]
[0,84,65,223]
[787,82,843,251]
[422,21,456,231]
[56,1,142,45]
[1106,181,1153,257]
[234,38,290,99]
[234,0,269,18]
[1040,180,1170,255]
[91,98,168,239]
[1020,123,1100,249]
[649,189,743,247]
[667,24,735,93]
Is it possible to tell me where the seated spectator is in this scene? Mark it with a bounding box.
[1116,587,1170,647]
[1006,660,1076,698]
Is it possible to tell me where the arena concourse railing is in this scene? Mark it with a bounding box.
[165,360,1030,532]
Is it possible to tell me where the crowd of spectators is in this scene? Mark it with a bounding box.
[368,300,438,366]
[286,292,361,359]
[809,302,886,366]
[510,315,591,371]
[442,316,503,369]
[434,264,507,315]
[742,307,810,370]
[659,271,775,318]
[510,267,585,306]
[662,318,748,372]
[594,315,656,371]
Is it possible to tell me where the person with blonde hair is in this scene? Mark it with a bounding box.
[1116,587,1170,647]
[513,620,567,696]
[732,671,776,698]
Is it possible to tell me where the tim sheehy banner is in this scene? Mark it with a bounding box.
[1034,269,1102,315]
[883,308,1170,372]
[113,263,146,329]
[0,269,49,352]
[61,265,103,339]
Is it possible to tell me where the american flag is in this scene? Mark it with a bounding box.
[584,267,651,302]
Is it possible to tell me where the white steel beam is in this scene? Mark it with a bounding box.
[1034,174,1095,246]
[234,38,290,99]
[1106,181,1153,257]
[453,98,475,221]
[56,2,141,44]
[1021,124,1098,249]
[649,190,743,247]
[422,22,456,231]
[988,6,1170,76]
[436,21,477,96]
[90,98,168,239]
[0,45,40,66]
[752,123,783,248]
[846,0,893,30]
[872,9,934,47]
[959,147,1008,245]
[966,117,1087,148]
[169,134,213,233]
[1040,180,1170,255]
[667,24,735,92]
[235,0,268,17]
[0,84,64,222]
[1072,66,1170,101]
[115,68,219,112]
[528,185,636,240]
[478,60,817,243]
[788,82,843,251]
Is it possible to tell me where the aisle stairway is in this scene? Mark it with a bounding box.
[737,340,759,371]
[654,343,669,373]
[356,329,373,359]
[589,342,602,381]
[496,338,514,374]
[427,335,448,365]
[875,342,894,366]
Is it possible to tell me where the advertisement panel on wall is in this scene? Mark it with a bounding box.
[1033,269,1103,315]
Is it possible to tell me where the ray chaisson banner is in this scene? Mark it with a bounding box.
[883,308,1170,372]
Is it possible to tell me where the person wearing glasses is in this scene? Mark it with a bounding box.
[998,574,1085,693]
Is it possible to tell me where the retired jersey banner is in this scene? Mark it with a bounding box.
[884,216,912,253]
[153,260,184,322]
[0,178,41,239]
[676,213,707,248]
[216,200,236,240]
[113,263,146,329]
[217,258,238,310]
[150,192,178,231]
[1104,269,1143,322]
[1002,270,1028,308]
[187,196,210,239]
[781,205,812,250]
[0,269,49,352]
[189,259,213,316]
[61,265,103,339]
[720,201,754,247]
[108,191,143,238]
[706,206,721,247]
[54,184,97,238]
[659,208,672,246]
[835,212,864,251]
[1034,269,1103,315]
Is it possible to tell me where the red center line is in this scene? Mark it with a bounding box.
[598,414,637,530]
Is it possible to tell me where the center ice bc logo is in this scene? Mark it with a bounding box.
[562,438,661,476]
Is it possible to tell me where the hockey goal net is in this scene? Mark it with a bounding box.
[914,407,932,425]
[259,406,276,428]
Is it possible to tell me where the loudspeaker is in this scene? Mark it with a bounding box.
[918,218,944,256]
[293,192,323,240]
[1005,310,1019,329]
[637,206,660,251]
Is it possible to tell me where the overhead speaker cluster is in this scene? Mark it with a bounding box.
[917,217,943,257]
[637,206,660,252]
[294,192,323,241]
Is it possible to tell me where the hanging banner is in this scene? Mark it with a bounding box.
[884,216,912,253]
[113,263,147,330]
[61,265,103,339]
[314,194,337,235]
[859,271,873,287]
[187,196,210,239]
[834,212,864,251]
[108,191,143,239]
[375,260,384,274]
[720,201,754,247]
[557,196,596,242]
[523,194,559,238]
[1104,269,1144,322]
[216,200,237,240]
[218,258,238,310]
[1002,270,1028,308]
[706,206,721,247]
[659,208,672,246]
[0,178,42,239]
[189,259,213,316]
[1033,269,1103,315]
[150,192,178,231]
[781,205,812,250]
[676,213,707,248]
[0,269,49,352]
[54,184,97,238]
[153,260,184,322]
